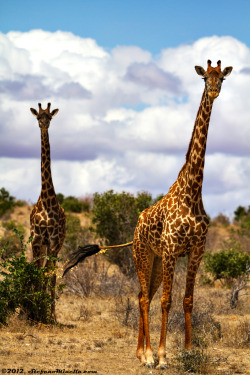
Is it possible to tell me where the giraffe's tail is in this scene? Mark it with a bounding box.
[62,241,133,277]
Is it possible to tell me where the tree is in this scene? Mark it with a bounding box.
[203,240,250,308]
[62,215,94,259]
[204,245,250,282]
[234,205,250,222]
[0,188,15,217]
[56,193,90,213]
[92,190,157,276]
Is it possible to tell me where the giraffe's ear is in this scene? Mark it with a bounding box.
[195,66,206,77]
[30,108,38,116]
[51,109,59,117]
[222,66,233,77]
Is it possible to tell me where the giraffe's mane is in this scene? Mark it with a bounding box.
[184,90,206,164]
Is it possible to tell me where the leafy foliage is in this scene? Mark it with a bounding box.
[0,188,25,217]
[57,193,90,213]
[204,246,250,282]
[62,215,94,259]
[0,188,15,217]
[234,205,250,222]
[91,190,161,275]
[0,230,63,325]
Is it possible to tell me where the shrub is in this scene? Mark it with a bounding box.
[56,193,64,205]
[176,349,210,374]
[57,194,90,213]
[91,190,158,276]
[0,230,63,325]
[234,205,250,222]
[0,188,15,217]
[63,215,94,258]
[222,319,250,348]
[212,213,230,226]
[61,196,83,213]
[203,247,250,283]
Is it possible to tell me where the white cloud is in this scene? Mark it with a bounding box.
[0,30,249,217]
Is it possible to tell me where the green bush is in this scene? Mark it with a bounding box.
[0,188,15,217]
[62,215,94,258]
[234,205,250,222]
[91,190,160,276]
[57,194,90,213]
[0,230,63,325]
[56,193,64,205]
[203,247,250,283]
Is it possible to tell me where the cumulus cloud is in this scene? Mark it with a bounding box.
[125,62,182,94]
[0,30,249,217]
[0,75,52,100]
[56,82,92,99]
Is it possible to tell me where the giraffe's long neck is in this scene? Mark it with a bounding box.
[40,129,56,203]
[178,89,214,203]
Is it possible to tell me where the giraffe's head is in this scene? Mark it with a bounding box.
[30,103,59,130]
[195,60,233,99]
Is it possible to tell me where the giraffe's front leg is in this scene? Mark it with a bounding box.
[136,292,146,366]
[138,294,154,368]
[184,246,205,350]
[157,253,177,369]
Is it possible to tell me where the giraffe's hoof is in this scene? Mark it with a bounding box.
[156,362,168,370]
[144,362,155,369]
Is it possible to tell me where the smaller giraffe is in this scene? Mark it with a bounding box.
[30,103,66,317]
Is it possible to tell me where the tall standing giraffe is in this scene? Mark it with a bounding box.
[62,60,232,368]
[132,60,232,368]
[30,103,66,317]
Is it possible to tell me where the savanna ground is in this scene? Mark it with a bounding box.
[0,204,249,375]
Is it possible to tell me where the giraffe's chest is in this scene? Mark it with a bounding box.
[31,202,65,233]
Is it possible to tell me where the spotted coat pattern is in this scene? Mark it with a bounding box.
[30,103,66,316]
[133,61,233,369]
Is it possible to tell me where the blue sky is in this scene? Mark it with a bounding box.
[0,1,249,217]
[0,0,249,54]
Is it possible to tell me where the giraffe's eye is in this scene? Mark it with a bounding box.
[202,77,207,82]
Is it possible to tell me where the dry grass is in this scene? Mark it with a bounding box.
[0,206,250,374]
[0,260,250,374]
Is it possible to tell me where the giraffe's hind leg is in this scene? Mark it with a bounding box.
[184,244,205,349]
[157,251,178,369]
[148,256,170,369]
[48,242,63,320]
[134,243,155,367]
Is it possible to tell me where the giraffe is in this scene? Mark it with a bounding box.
[62,60,232,368]
[30,103,66,317]
[132,59,232,368]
